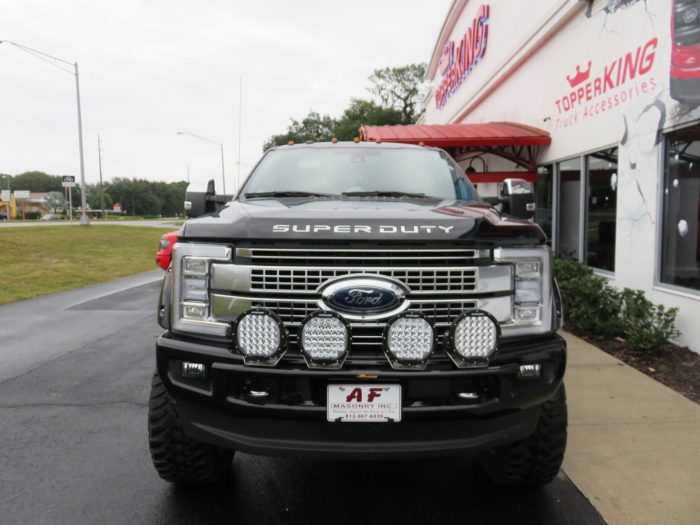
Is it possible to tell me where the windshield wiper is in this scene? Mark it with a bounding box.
[341,191,429,198]
[244,191,337,199]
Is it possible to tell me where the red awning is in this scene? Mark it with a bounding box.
[359,122,551,147]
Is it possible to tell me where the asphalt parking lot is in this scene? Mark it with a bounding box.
[0,276,605,525]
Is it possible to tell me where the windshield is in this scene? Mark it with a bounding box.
[242,146,480,201]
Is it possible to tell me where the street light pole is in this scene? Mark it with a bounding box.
[74,62,89,225]
[98,134,105,218]
[177,131,226,194]
[0,40,90,225]
[220,143,226,194]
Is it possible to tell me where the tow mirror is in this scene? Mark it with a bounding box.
[184,179,216,218]
[500,178,535,220]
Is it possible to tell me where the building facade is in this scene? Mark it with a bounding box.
[422,0,700,352]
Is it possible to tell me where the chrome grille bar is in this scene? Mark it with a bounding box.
[236,247,489,267]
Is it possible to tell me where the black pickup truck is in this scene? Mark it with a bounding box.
[150,141,566,486]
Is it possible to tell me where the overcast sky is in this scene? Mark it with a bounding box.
[0,0,450,191]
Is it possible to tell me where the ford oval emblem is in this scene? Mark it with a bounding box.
[320,276,408,317]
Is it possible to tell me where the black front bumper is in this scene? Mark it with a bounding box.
[156,334,566,459]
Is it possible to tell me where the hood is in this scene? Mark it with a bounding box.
[181,197,545,244]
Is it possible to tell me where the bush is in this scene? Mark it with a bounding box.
[620,289,680,352]
[553,259,623,338]
[553,259,680,351]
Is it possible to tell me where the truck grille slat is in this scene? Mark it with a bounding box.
[250,268,478,293]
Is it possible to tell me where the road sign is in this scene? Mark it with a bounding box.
[62,176,76,188]
[1,190,10,202]
[62,181,76,188]
[14,190,30,199]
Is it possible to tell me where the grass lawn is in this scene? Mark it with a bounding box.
[0,225,173,305]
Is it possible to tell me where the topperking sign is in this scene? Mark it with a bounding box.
[435,4,490,109]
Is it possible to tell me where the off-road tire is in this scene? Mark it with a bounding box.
[148,371,233,484]
[480,385,567,486]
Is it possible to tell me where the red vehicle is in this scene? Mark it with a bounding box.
[671,0,700,105]
[156,231,178,270]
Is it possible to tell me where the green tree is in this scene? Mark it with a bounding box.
[334,99,404,141]
[263,111,338,150]
[368,63,427,123]
[103,178,187,217]
[87,186,113,211]
[11,171,63,192]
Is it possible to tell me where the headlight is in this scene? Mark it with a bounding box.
[494,245,553,337]
[233,309,286,365]
[172,243,232,336]
[447,311,499,368]
[383,313,435,369]
[299,311,350,368]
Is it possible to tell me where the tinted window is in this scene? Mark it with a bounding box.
[586,148,618,272]
[243,147,479,201]
[661,125,700,291]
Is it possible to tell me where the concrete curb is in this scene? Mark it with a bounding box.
[562,331,700,525]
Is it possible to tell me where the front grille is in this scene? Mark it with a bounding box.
[250,268,477,293]
[240,247,485,267]
[210,244,514,369]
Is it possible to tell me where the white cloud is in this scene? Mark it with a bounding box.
[0,0,450,191]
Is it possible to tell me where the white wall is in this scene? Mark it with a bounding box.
[424,0,700,353]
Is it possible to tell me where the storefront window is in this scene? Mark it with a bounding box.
[661,125,700,292]
[535,164,553,244]
[557,158,581,260]
[586,149,618,272]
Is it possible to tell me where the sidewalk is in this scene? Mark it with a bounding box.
[562,332,700,525]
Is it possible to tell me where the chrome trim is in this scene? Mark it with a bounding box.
[209,263,512,296]
[319,275,409,321]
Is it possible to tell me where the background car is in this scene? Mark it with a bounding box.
[156,231,178,270]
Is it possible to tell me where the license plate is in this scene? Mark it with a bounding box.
[326,384,401,422]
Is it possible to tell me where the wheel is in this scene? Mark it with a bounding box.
[148,370,233,484]
[480,385,567,486]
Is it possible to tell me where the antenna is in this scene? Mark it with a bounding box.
[237,76,242,192]
[98,134,105,219]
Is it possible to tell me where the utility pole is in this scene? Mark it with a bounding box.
[0,41,90,224]
[98,134,105,219]
[187,165,190,182]
[219,143,226,194]
[75,62,89,225]
[237,76,242,193]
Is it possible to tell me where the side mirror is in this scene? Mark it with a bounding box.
[500,178,535,220]
[184,179,216,218]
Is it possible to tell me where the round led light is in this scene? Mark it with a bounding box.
[234,309,286,365]
[299,311,350,368]
[383,314,435,369]
[448,311,499,367]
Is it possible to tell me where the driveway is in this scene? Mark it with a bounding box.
[0,273,606,525]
